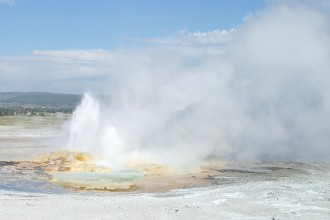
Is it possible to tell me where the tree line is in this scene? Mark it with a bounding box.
[0,107,74,116]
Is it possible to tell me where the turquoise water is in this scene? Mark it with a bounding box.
[50,169,144,190]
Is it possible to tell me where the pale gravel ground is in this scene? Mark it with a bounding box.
[0,164,329,220]
[0,115,69,161]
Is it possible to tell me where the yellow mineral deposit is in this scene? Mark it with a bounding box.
[133,164,172,175]
[39,149,111,172]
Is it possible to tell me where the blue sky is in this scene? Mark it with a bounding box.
[0,0,264,52]
[1,0,327,94]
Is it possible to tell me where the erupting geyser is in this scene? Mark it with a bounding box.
[44,3,330,191]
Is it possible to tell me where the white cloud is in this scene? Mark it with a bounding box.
[32,49,115,64]
[0,50,114,94]
[145,28,235,46]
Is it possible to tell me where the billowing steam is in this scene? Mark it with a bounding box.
[67,3,330,167]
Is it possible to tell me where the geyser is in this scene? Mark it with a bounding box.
[66,3,330,170]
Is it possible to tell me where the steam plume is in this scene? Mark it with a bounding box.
[67,3,330,167]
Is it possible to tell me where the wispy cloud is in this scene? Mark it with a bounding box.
[0,50,115,94]
[33,49,115,64]
[145,28,235,46]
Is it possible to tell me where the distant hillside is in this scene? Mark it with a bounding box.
[0,92,82,107]
[0,92,82,116]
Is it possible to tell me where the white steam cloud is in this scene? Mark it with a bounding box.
[67,3,330,167]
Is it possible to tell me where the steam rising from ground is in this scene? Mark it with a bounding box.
[68,3,330,167]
